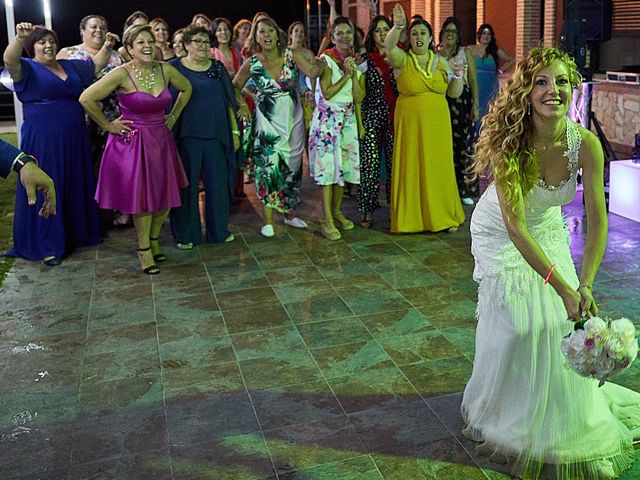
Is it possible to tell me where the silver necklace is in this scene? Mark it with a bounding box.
[131,62,156,91]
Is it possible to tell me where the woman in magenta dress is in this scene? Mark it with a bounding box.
[3,22,116,266]
[80,24,191,274]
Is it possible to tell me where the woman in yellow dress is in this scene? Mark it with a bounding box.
[385,4,465,233]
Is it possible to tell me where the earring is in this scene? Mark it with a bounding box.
[527,103,531,116]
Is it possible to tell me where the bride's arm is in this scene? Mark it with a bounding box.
[494,182,582,321]
[576,129,607,316]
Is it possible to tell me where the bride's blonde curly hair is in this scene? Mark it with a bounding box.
[470,47,581,206]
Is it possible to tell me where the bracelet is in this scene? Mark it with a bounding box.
[543,263,556,285]
[232,130,240,136]
[579,284,592,290]
[394,24,405,30]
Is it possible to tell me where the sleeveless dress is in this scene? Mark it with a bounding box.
[248,49,304,213]
[308,54,361,187]
[390,51,464,233]
[95,65,188,214]
[7,58,101,261]
[462,119,640,479]
[443,47,478,199]
[357,51,396,216]
[474,55,499,127]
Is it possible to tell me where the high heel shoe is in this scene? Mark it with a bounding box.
[149,237,166,262]
[137,246,160,275]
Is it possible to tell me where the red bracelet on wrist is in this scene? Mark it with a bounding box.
[544,263,556,285]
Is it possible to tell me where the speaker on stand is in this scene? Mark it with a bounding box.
[562,0,615,206]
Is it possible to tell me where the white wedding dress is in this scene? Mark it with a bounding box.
[461,119,640,479]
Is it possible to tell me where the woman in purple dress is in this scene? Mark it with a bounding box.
[3,22,116,266]
[80,24,191,274]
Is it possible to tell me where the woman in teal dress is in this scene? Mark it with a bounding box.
[467,24,513,132]
[233,16,324,237]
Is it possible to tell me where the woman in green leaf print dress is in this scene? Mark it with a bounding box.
[233,16,324,237]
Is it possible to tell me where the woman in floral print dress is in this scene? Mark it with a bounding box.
[308,17,365,241]
[233,16,324,237]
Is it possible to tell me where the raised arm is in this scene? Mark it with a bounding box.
[445,56,465,99]
[163,63,192,129]
[576,129,607,316]
[385,5,407,70]
[91,32,120,73]
[3,23,34,83]
[291,48,326,79]
[319,56,355,101]
[494,178,581,321]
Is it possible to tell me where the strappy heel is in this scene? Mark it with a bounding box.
[149,236,166,262]
[137,246,160,275]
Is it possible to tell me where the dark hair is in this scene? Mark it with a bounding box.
[477,23,499,71]
[329,16,361,53]
[124,11,148,30]
[80,15,107,31]
[437,16,462,53]
[24,26,59,58]
[411,15,424,21]
[210,17,232,48]
[181,24,210,46]
[408,19,435,52]
[287,21,307,48]
[364,15,392,53]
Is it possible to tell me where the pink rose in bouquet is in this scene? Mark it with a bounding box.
[561,316,638,387]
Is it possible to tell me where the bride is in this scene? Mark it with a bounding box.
[462,46,640,479]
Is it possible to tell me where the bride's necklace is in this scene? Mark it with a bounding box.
[532,118,567,154]
[131,62,156,91]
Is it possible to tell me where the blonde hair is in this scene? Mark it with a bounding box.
[149,17,169,33]
[123,24,153,50]
[470,46,582,206]
[246,17,286,56]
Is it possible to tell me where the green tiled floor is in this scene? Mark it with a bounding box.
[1,184,639,479]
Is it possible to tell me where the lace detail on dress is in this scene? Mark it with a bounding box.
[535,119,581,191]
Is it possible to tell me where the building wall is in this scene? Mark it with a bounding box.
[592,83,640,155]
[485,0,517,61]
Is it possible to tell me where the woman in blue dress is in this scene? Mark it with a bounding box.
[169,24,239,248]
[3,22,116,265]
[467,24,513,133]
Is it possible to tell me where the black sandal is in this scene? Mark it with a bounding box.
[149,236,166,262]
[137,246,160,275]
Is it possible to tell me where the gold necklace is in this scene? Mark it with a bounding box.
[131,62,156,91]
[532,119,566,154]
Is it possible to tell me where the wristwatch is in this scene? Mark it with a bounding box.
[12,154,37,174]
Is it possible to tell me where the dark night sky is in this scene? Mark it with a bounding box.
[1,1,312,49]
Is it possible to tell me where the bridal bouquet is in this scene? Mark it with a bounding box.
[561,316,638,386]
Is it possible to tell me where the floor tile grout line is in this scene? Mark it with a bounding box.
[203,248,281,479]
[150,255,177,480]
[246,239,375,477]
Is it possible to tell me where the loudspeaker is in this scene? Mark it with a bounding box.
[564,0,612,43]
